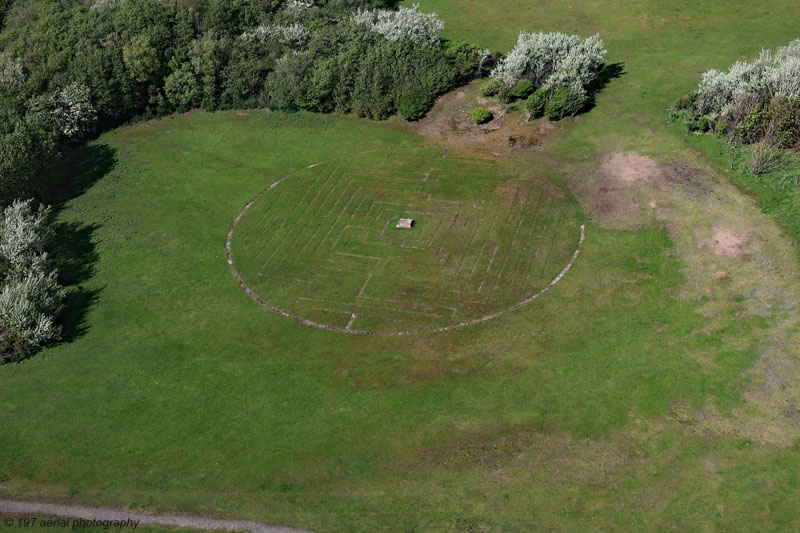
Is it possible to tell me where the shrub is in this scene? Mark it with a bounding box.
[736,105,765,144]
[693,116,710,133]
[0,199,65,362]
[471,107,492,124]
[480,79,502,97]
[352,3,444,45]
[490,31,606,93]
[46,83,98,140]
[0,51,25,85]
[544,85,585,120]
[511,79,533,99]
[241,23,310,48]
[694,39,800,116]
[444,42,496,82]
[396,90,431,121]
[165,63,202,110]
[748,140,784,175]
[497,85,514,103]
[764,96,800,148]
[526,88,547,118]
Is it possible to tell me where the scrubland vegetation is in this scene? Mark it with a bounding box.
[672,38,800,241]
[0,0,495,359]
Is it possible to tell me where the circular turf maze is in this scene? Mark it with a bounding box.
[227,147,585,335]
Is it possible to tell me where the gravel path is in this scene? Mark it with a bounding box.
[0,499,310,532]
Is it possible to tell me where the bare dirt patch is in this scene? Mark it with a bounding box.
[401,82,548,155]
[700,227,746,258]
[586,151,712,229]
[600,151,660,183]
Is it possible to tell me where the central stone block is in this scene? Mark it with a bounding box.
[396,218,414,229]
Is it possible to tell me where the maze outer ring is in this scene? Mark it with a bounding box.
[225,151,586,336]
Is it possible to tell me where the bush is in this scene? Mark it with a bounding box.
[748,140,784,176]
[471,107,492,124]
[764,97,800,148]
[497,85,514,103]
[480,79,502,97]
[526,88,547,118]
[444,42,496,82]
[544,85,585,120]
[694,39,800,116]
[692,116,710,133]
[0,199,65,362]
[511,79,533,99]
[736,105,765,144]
[490,31,606,93]
[352,3,444,45]
[396,90,431,121]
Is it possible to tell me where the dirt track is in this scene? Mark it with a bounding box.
[0,499,309,532]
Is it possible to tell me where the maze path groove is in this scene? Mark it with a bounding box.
[227,148,584,335]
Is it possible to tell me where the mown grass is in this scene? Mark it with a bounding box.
[1,0,800,530]
[0,109,795,531]
[230,146,582,333]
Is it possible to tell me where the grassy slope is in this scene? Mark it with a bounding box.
[0,1,799,531]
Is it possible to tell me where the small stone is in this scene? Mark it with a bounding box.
[397,218,414,229]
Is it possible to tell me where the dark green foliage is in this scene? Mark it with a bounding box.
[396,90,432,121]
[471,107,492,124]
[544,85,585,120]
[0,0,487,203]
[265,26,461,120]
[764,97,800,148]
[736,105,765,144]
[497,85,514,103]
[0,114,59,204]
[526,88,547,118]
[480,79,502,97]
[693,116,710,133]
[673,93,696,111]
[511,79,533,99]
[0,330,32,365]
[444,41,497,81]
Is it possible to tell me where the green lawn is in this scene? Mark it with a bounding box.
[230,146,582,333]
[1,1,800,531]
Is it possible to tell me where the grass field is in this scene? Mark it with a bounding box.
[230,147,582,333]
[1,1,800,531]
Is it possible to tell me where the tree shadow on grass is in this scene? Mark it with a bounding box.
[53,221,102,344]
[49,144,118,345]
[582,62,626,115]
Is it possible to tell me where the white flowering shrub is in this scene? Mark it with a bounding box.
[0,51,26,85]
[0,271,64,350]
[490,31,606,93]
[694,51,773,115]
[695,40,800,115]
[47,83,98,140]
[282,0,315,19]
[0,200,52,279]
[768,56,800,98]
[0,199,64,359]
[91,0,127,10]
[241,23,310,48]
[352,3,444,45]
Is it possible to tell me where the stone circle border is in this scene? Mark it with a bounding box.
[225,150,586,336]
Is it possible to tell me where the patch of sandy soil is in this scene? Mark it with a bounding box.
[401,82,549,155]
[587,151,711,229]
[600,151,660,183]
[700,227,746,258]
